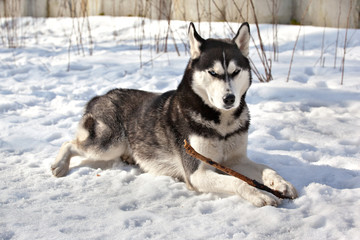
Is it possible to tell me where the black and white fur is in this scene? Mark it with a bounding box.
[52,22,298,207]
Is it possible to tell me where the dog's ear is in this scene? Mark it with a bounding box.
[188,22,204,59]
[233,22,250,57]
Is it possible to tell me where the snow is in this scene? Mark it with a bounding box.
[1,17,360,240]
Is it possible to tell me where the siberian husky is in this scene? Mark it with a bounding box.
[52,22,298,207]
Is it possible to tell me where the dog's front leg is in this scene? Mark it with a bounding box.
[227,157,298,200]
[189,165,281,207]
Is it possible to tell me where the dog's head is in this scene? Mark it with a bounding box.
[188,22,251,111]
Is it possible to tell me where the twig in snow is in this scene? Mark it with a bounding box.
[340,0,353,85]
[334,0,343,68]
[319,19,326,67]
[286,0,313,82]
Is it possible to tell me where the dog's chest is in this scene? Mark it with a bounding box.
[188,133,247,164]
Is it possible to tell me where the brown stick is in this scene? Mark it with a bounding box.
[183,140,292,199]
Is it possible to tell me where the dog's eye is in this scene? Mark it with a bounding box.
[208,70,217,77]
[232,69,241,76]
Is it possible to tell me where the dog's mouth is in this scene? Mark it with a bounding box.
[223,104,235,110]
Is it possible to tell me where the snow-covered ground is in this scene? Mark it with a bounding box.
[1,17,359,240]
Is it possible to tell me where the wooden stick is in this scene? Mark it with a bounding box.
[183,140,292,199]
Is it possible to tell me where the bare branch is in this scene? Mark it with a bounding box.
[286,0,313,82]
[341,0,353,85]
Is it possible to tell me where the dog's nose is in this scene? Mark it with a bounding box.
[223,94,235,107]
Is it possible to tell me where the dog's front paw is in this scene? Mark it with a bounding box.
[51,160,70,177]
[236,182,281,207]
[263,169,298,199]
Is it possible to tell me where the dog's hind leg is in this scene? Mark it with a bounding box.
[52,111,131,177]
[51,140,81,177]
